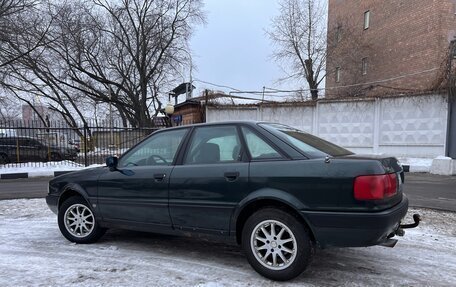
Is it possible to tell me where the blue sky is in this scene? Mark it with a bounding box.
[190,0,287,96]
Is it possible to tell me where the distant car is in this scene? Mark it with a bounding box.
[0,136,78,164]
[46,121,418,281]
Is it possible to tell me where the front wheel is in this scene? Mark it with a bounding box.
[242,208,314,281]
[58,196,106,243]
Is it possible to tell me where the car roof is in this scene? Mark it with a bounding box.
[0,136,36,139]
[160,120,272,131]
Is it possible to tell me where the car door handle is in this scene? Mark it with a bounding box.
[224,172,239,182]
[153,173,166,182]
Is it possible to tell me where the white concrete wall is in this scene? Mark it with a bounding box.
[205,94,448,158]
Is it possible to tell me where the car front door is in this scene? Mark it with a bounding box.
[28,139,48,161]
[97,128,189,227]
[168,125,249,235]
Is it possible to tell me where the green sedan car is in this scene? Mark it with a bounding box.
[46,121,418,281]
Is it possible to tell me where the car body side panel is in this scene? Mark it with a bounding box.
[248,158,403,211]
[169,163,249,234]
[229,186,317,236]
[97,166,174,226]
[240,157,406,246]
[47,168,105,216]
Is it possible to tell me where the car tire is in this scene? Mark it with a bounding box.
[242,208,314,281]
[0,153,10,164]
[58,196,106,243]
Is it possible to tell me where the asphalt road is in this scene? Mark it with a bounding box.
[0,177,49,200]
[0,173,455,211]
[403,173,456,212]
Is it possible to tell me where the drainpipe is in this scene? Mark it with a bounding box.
[445,40,456,158]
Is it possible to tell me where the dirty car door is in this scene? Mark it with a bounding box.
[169,125,249,234]
[97,128,189,226]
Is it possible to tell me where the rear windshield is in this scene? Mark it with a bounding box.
[259,123,353,158]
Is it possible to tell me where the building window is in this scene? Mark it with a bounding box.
[362,58,368,75]
[335,67,341,83]
[364,10,370,30]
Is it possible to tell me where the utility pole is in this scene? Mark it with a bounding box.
[446,40,456,158]
[109,88,114,148]
[182,48,193,100]
[189,53,193,99]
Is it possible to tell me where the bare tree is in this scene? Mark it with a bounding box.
[1,0,204,128]
[46,0,204,127]
[268,0,327,100]
[0,0,49,68]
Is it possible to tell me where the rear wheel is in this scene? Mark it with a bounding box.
[242,208,314,281]
[58,196,106,243]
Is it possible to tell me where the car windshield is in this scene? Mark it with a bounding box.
[259,123,353,158]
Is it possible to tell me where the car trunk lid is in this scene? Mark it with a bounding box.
[333,154,405,210]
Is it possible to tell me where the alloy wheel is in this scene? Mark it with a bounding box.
[250,219,297,271]
[64,204,95,238]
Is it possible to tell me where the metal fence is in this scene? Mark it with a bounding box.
[0,120,159,169]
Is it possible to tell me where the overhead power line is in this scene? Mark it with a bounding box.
[325,67,440,90]
[193,67,441,98]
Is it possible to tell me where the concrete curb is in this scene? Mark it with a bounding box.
[0,171,75,180]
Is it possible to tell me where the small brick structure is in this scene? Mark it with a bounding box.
[326,0,456,97]
[171,100,205,126]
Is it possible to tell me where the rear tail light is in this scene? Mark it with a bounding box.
[354,173,397,200]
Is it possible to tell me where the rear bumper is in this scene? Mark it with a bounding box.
[302,195,409,248]
[46,194,59,215]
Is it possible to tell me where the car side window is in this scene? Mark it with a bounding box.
[184,125,242,165]
[119,128,188,167]
[18,139,30,146]
[241,127,283,160]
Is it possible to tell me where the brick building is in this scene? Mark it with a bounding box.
[325,0,456,97]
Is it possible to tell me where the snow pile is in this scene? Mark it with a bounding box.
[398,157,433,173]
[0,199,455,286]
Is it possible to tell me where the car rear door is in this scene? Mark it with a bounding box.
[17,138,39,162]
[168,124,249,234]
[97,128,189,226]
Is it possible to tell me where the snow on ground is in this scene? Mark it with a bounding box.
[0,200,455,287]
[86,147,129,157]
[0,161,104,176]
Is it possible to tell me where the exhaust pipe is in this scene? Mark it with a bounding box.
[380,238,398,248]
[382,214,421,248]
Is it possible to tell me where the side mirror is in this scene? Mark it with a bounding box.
[106,156,118,171]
